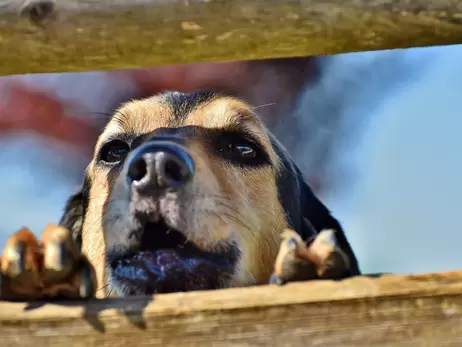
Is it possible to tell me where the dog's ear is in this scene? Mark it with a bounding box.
[58,176,90,250]
[271,136,360,275]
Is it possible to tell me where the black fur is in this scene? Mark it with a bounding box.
[165,90,221,125]
[58,175,90,250]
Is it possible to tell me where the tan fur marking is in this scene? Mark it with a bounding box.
[81,163,122,298]
[186,140,287,283]
[185,97,281,170]
[81,186,106,298]
[102,96,174,141]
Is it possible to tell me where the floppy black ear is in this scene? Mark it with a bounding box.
[271,136,360,276]
[58,176,90,251]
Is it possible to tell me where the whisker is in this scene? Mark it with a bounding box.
[98,283,110,291]
[219,211,252,232]
[252,103,276,110]
[186,193,253,231]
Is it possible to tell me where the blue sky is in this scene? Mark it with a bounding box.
[328,45,462,274]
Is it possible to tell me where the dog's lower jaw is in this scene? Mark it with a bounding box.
[103,255,253,298]
[105,245,240,296]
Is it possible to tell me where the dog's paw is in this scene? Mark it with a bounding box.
[269,229,317,285]
[269,229,351,285]
[307,229,352,280]
[0,224,96,301]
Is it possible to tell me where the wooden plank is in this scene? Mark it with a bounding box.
[1,271,462,346]
[1,0,462,75]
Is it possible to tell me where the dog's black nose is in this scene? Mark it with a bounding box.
[126,141,195,192]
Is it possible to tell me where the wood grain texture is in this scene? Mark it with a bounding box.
[0,0,462,75]
[1,271,462,346]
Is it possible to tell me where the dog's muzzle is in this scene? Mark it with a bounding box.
[107,138,238,295]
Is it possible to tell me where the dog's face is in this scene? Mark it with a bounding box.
[60,91,359,297]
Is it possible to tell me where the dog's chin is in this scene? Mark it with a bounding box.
[106,220,238,296]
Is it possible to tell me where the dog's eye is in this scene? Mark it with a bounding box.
[214,131,270,167]
[229,143,257,159]
[99,140,130,163]
[212,130,269,166]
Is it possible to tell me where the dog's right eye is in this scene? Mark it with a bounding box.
[99,140,130,163]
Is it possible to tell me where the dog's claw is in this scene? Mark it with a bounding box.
[78,258,97,299]
[8,243,26,277]
[270,228,352,285]
[0,224,97,301]
[269,273,285,285]
[286,237,298,250]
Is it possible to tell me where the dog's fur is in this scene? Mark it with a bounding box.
[58,91,360,298]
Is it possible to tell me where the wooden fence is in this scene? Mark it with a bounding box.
[2,271,462,346]
[0,0,462,75]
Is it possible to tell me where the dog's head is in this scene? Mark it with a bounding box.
[60,91,359,297]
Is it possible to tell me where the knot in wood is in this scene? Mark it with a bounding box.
[19,0,56,25]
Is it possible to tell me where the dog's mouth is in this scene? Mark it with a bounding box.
[107,219,238,296]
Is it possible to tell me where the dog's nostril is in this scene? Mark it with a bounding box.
[127,157,147,183]
[157,152,193,188]
[164,160,184,183]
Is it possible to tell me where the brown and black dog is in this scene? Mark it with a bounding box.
[0,91,360,300]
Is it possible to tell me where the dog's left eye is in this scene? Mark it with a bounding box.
[229,143,257,159]
[99,140,130,163]
[213,131,270,166]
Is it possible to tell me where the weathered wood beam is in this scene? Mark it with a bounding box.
[1,0,462,75]
[1,271,462,346]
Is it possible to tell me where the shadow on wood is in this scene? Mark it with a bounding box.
[1,270,462,346]
[0,0,462,75]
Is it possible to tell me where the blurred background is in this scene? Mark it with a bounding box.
[0,44,460,275]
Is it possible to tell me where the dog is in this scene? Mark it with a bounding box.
[0,91,360,300]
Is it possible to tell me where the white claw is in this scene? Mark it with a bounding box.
[317,229,338,248]
[287,238,298,250]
